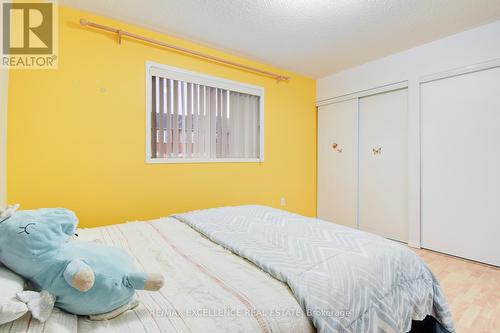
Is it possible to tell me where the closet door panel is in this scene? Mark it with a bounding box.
[359,89,408,242]
[421,66,500,266]
[317,100,358,228]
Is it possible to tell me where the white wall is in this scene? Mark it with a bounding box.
[0,69,7,208]
[317,20,500,248]
[317,20,500,101]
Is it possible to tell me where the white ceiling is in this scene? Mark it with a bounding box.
[61,0,500,78]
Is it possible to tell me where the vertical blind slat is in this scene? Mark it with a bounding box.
[228,92,236,157]
[247,94,254,158]
[158,78,165,158]
[181,82,187,157]
[173,80,179,156]
[239,94,247,157]
[186,83,193,157]
[221,90,228,157]
[199,86,206,158]
[204,86,211,158]
[151,76,158,158]
[209,87,217,159]
[156,77,161,157]
[192,84,199,158]
[233,92,242,158]
[166,79,172,157]
[216,89,222,157]
[255,96,260,157]
[250,95,259,158]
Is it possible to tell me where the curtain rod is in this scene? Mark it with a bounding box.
[79,19,290,82]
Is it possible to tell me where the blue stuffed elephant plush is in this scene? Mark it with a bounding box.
[0,208,164,319]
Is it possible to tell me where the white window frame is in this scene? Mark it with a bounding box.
[145,61,264,164]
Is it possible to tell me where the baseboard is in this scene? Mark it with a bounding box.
[408,240,421,249]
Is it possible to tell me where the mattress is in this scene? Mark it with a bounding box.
[0,217,314,333]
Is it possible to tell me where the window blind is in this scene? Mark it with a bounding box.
[150,76,260,160]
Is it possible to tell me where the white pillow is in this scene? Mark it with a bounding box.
[0,265,28,325]
[0,204,19,223]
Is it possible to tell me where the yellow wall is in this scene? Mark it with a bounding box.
[7,6,317,227]
[0,69,7,208]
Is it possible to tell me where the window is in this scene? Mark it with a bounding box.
[146,62,264,163]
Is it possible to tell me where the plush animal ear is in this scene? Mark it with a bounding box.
[58,210,78,236]
[42,208,78,236]
[61,218,77,236]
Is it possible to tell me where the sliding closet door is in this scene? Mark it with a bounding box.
[421,66,500,266]
[358,89,408,242]
[317,100,358,228]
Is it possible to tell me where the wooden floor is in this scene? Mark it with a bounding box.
[412,248,500,333]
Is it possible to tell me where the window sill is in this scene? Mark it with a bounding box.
[146,158,264,164]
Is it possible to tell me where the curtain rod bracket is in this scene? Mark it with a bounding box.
[79,18,290,82]
[117,30,123,45]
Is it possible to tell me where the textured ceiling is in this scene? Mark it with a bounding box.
[60,0,500,78]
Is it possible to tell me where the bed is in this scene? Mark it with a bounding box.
[0,205,454,333]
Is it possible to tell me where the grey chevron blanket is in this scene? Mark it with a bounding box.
[173,205,454,333]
